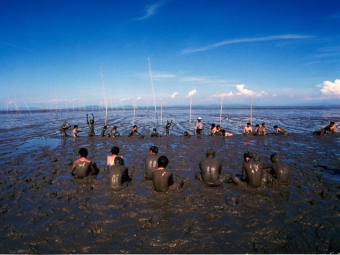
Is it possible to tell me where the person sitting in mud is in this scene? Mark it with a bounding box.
[109,157,131,191]
[263,153,290,185]
[243,122,253,135]
[195,117,204,135]
[101,125,108,137]
[195,149,229,187]
[221,129,233,136]
[254,124,260,135]
[71,147,99,178]
[109,126,120,137]
[86,113,95,137]
[209,123,217,136]
[151,128,160,137]
[128,125,141,137]
[215,125,222,136]
[60,121,71,137]
[165,120,172,136]
[183,131,191,137]
[144,145,159,180]
[107,146,122,168]
[273,125,289,135]
[73,125,79,138]
[236,152,263,188]
[314,121,337,135]
[152,156,183,192]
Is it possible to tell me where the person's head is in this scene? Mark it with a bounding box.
[206,149,215,158]
[221,129,226,135]
[90,119,94,124]
[255,124,260,127]
[149,145,159,154]
[153,128,157,132]
[111,146,120,155]
[330,121,335,126]
[183,131,190,137]
[113,126,117,130]
[273,125,278,130]
[74,125,78,129]
[270,153,280,162]
[244,152,253,162]
[247,122,251,126]
[158,156,169,168]
[114,156,124,166]
[78,148,88,158]
[133,125,137,128]
[216,125,220,129]
[262,123,266,127]
[197,117,202,122]
[211,123,215,127]
[103,125,107,130]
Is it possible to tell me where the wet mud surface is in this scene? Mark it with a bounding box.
[0,133,339,253]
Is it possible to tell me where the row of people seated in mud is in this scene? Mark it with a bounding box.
[71,145,290,192]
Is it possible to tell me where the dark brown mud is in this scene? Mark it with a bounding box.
[0,133,339,253]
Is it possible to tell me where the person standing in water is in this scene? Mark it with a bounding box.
[60,121,71,137]
[128,125,141,137]
[195,117,204,135]
[86,113,95,137]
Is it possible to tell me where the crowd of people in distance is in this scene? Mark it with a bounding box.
[60,113,337,138]
[71,144,291,192]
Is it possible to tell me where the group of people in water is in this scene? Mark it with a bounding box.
[71,143,290,192]
[61,113,337,138]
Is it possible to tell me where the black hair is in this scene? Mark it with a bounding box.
[74,125,78,128]
[111,146,120,155]
[149,146,159,154]
[78,148,88,158]
[158,155,169,168]
[206,149,215,157]
[244,152,253,161]
[247,122,251,126]
[273,125,278,129]
[114,156,124,166]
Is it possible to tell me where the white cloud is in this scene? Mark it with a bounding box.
[181,34,313,54]
[211,92,234,98]
[319,79,340,97]
[186,89,197,98]
[171,92,178,99]
[236,84,267,97]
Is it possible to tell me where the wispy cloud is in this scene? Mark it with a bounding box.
[318,79,340,97]
[181,34,313,54]
[135,3,162,20]
[171,92,178,99]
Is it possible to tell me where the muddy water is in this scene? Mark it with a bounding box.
[0,132,339,253]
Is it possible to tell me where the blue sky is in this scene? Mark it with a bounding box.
[1,0,339,109]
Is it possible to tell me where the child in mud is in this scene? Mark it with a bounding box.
[86,113,95,137]
[243,122,252,135]
[195,149,230,187]
[263,153,290,185]
[151,128,160,137]
[108,157,131,190]
[107,146,123,168]
[101,125,108,137]
[109,126,120,137]
[60,121,71,137]
[128,125,141,137]
[273,125,289,135]
[236,152,263,188]
[73,125,78,137]
[314,121,337,135]
[144,146,159,180]
[152,156,183,192]
[71,148,99,178]
[165,120,172,136]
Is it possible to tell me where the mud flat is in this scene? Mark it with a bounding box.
[0,133,339,253]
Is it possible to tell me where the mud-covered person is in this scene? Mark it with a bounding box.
[109,126,120,137]
[60,121,71,137]
[195,149,230,187]
[128,125,141,137]
[151,128,160,137]
[273,125,288,135]
[263,153,290,185]
[165,120,172,136]
[236,152,263,188]
[152,156,183,192]
[314,121,337,135]
[107,146,122,168]
[101,125,108,137]
[195,117,204,135]
[144,146,159,180]
[86,113,95,137]
[71,148,99,178]
[108,157,131,190]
